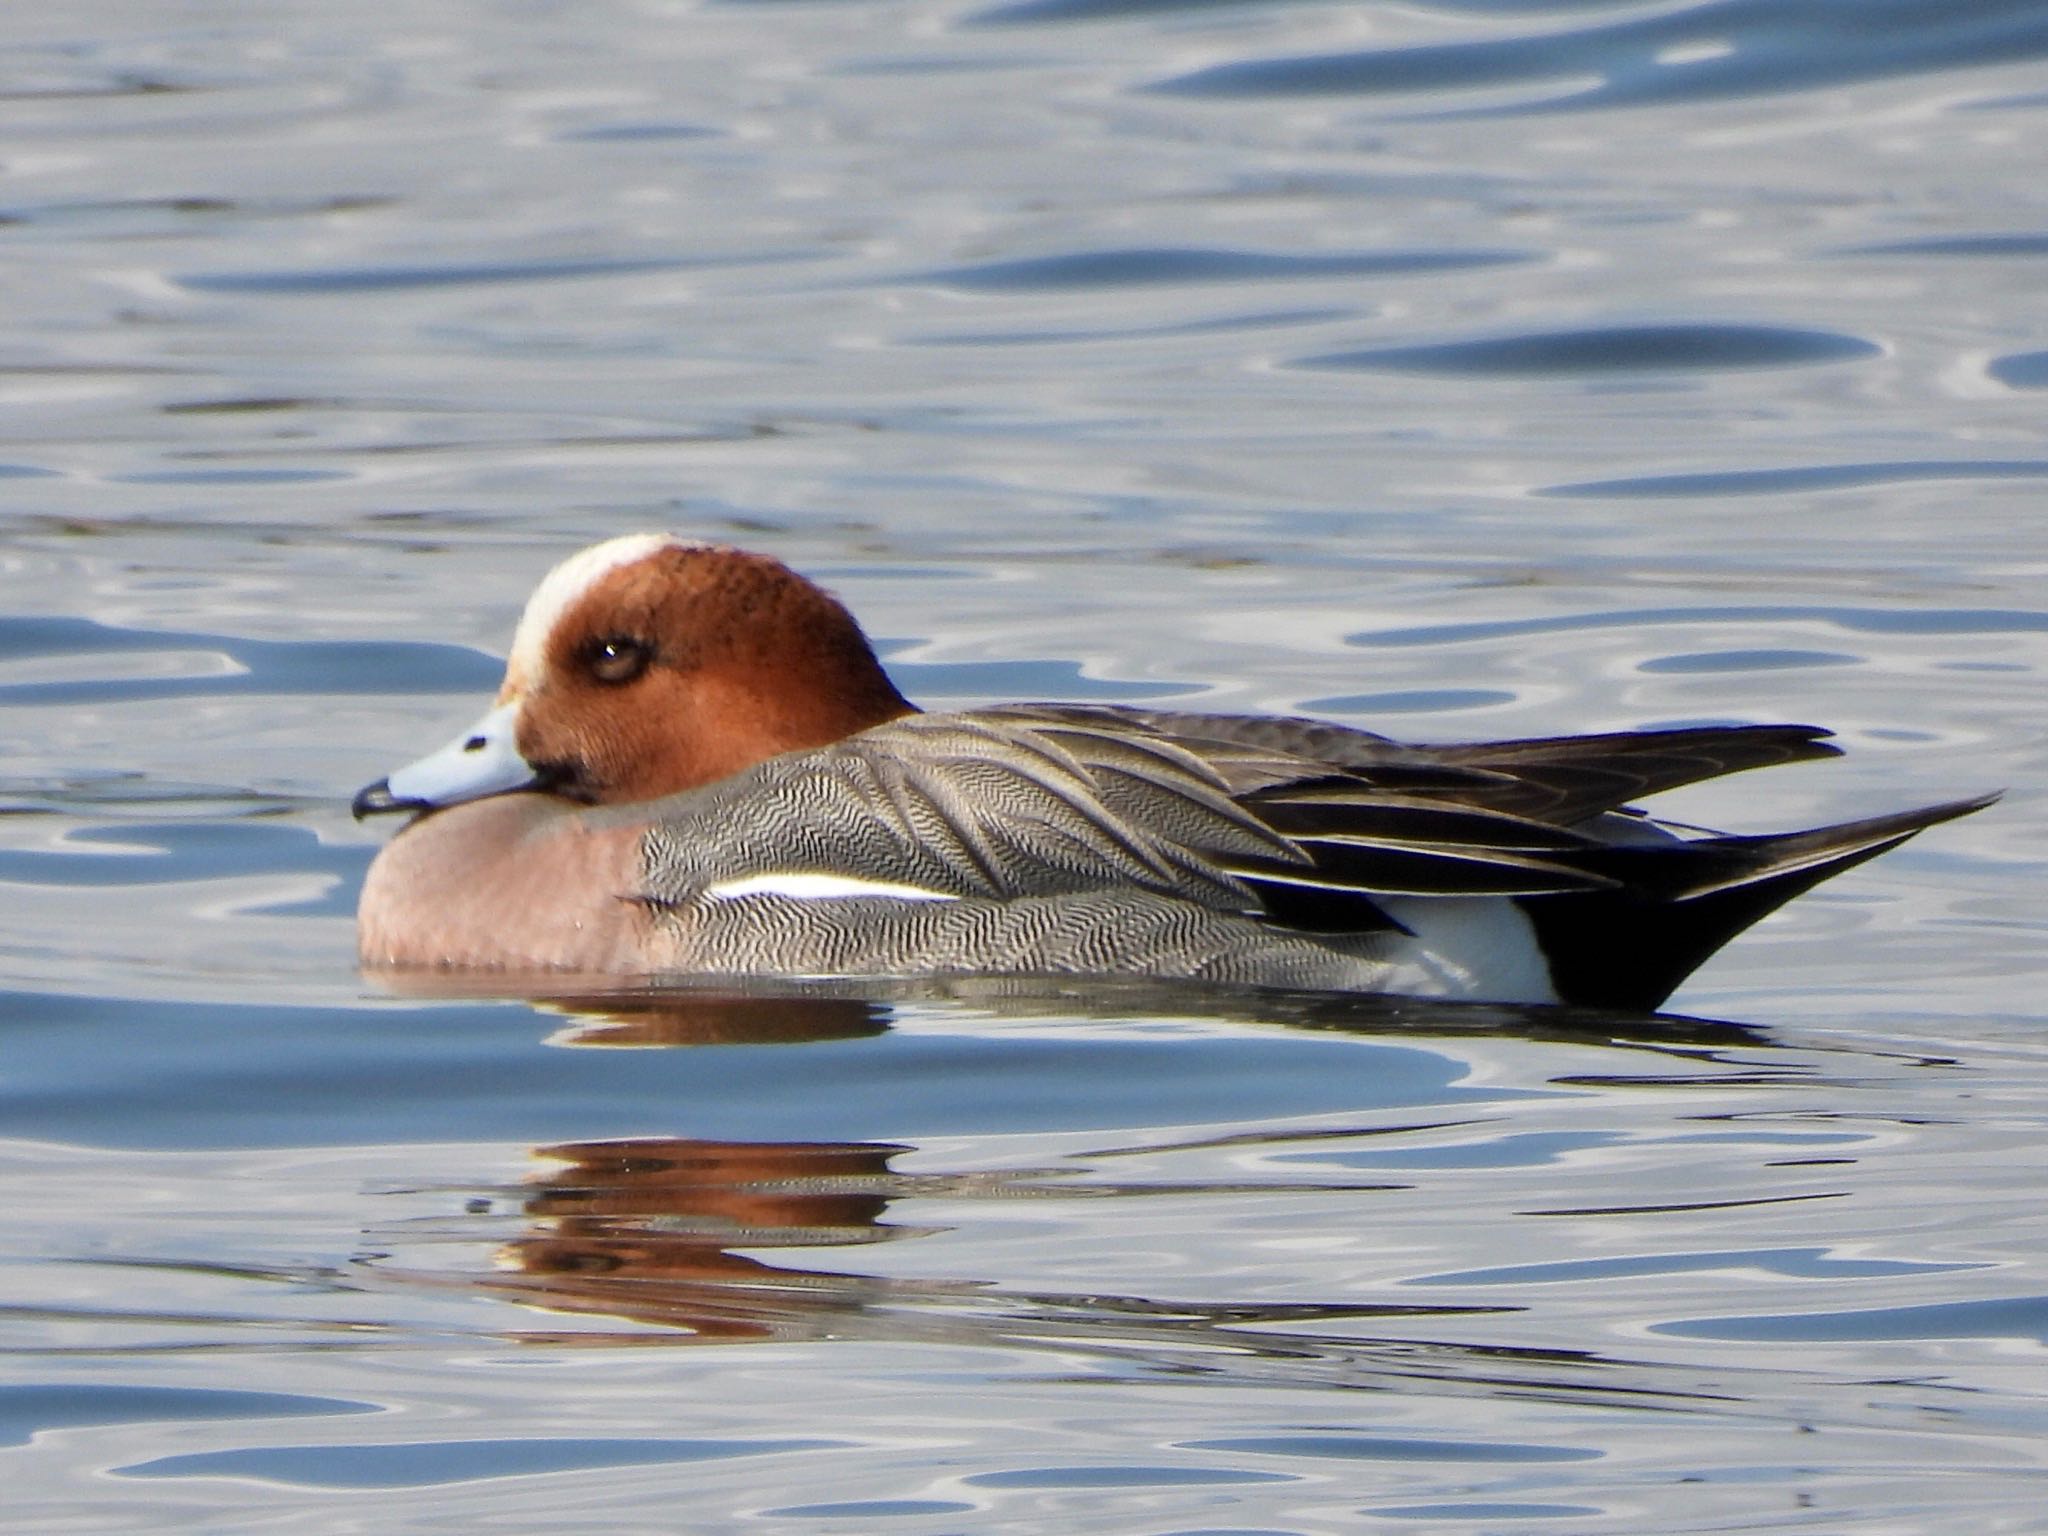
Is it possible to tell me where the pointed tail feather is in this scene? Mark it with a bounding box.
[1671,794,1998,899]
[1523,793,1997,1012]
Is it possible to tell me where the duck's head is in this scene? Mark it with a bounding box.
[353,535,915,818]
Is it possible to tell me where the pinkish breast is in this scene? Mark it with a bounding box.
[357,794,653,971]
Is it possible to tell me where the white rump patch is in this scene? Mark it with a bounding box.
[506,533,701,687]
[1372,895,1558,1004]
[703,872,961,903]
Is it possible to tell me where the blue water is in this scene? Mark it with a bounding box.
[4,1,2046,1531]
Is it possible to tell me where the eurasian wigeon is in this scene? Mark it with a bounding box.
[353,534,1990,1009]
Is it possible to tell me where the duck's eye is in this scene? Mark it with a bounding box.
[584,636,652,685]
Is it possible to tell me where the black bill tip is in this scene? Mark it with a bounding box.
[351,778,422,820]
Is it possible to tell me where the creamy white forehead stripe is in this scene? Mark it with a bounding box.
[505,533,701,685]
[703,872,961,903]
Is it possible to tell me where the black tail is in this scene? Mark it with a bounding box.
[1522,795,1995,1012]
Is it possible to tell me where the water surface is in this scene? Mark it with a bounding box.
[3,0,2044,1531]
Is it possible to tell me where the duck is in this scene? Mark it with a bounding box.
[352,533,1990,1010]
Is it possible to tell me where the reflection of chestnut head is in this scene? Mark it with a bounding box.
[492,1137,915,1337]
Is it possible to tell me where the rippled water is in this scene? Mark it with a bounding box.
[5,1,2047,1530]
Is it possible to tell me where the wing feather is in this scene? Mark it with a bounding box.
[636,707,1863,936]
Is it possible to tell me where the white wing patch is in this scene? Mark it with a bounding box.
[703,872,962,903]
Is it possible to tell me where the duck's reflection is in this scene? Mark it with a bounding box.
[364,981,1783,1408]
[429,1124,1753,1413]
[464,1128,1512,1359]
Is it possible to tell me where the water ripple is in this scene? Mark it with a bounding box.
[976,0,1652,24]
[0,1384,372,1450]
[1298,324,1878,377]
[558,122,719,143]
[121,1436,847,1489]
[905,305,1354,347]
[176,253,795,296]
[908,246,1532,292]
[1186,1434,1596,1465]
[1417,1247,1980,1288]
[1988,350,2048,389]
[0,617,497,706]
[1348,604,2048,649]
[1149,0,2048,114]
[1544,460,2048,497]
[1659,1294,2048,1344]
[1842,232,2048,258]
[1638,648,1858,674]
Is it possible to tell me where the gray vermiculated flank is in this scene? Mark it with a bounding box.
[654,888,1412,990]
